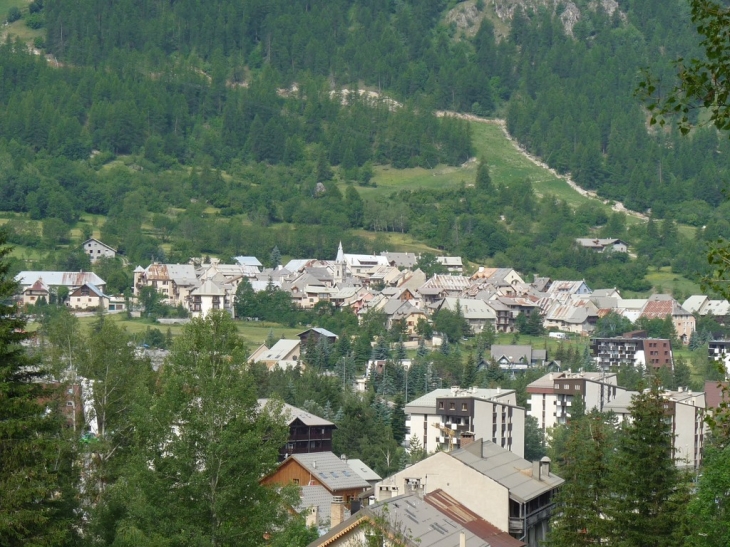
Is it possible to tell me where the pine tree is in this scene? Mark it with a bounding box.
[270,245,281,268]
[475,157,493,191]
[606,379,689,547]
[0,232,78,545]
[546,410,616,547]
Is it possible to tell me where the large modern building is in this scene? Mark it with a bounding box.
[374,440,564,547]
[405,386,525,457]
[604,388,706,469]
[590,335,673,370]
[526,371,626,431]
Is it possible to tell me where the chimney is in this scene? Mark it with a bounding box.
[306,505,319,528]
[340,453,347,464]
[460,531,466,547]
[539,457,551,480]
[460,432,475,449]
[379,485,393,500]
[330,496,345,529]
[532,460,541,480]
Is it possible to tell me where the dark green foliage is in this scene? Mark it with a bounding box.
[546,410,617,547]
[606,380,689,547]
[523,415,546,461]
[0,231,78,545]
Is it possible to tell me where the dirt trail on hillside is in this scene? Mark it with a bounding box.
[435,110,649,221]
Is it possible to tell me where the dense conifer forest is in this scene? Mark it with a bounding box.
[1,0,728,288]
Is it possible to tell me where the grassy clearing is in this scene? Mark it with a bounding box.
[361,121,622,221]
[643,267,702,297]
[350,229,439,254]
[76,313,302,346]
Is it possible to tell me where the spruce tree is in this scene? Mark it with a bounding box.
[546,410,616,547]
[475,157,493,191]
[0,232,78,545]
[606,380,689,547]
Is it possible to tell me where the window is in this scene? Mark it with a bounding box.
[449,403,455,410]
[461,403,468,412]
[439,402,444,409]
[293,478,300,485]
[564,384,569,389]
[575,385,580,391]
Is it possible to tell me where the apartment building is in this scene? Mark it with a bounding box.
[374,440,563,547]
[604,388,706,469]
[405,386,525,457]
[590,335,673,371]
[526,371,626,431]
[708,340,730,376]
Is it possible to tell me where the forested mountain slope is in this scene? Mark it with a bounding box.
[0,0,726,291]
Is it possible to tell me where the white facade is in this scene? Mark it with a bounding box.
[604,389,706,469]
[527,372,625,431]
[83,238,116,263]
[405,387,525,457]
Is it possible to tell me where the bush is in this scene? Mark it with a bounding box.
[25,13,44,29]
[6,7,21,23]
[29,0,44,14]
[33,36,45,49]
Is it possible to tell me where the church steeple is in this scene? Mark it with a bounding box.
[336,241,344,263]
[334,242,345,284]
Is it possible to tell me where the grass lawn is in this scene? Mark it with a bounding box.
[75,313,302,347]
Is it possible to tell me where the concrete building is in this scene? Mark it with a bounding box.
[374,440,563,547]
[82,238,116,263]
[708,340,730,376]
[526,371,626,431]
[590,336,673,371]
[604,388,706,469]
[405,387,525,457]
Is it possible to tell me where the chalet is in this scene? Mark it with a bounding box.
[68,283,106,310]
[575,238,628,253]
[250,339,302,370]
[82,238,116,263]
[490,345,548,371]
[435,256,464,273]
[21,278,50,306]
[298,328,339,350]
[258,399,336,460]
[187,279,230,317]
[380,251,419,269]
[261,451,370,510]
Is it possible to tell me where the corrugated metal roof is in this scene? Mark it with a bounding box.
[16,271,106,288]
[426,490,526,547]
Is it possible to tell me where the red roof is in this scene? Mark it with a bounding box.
[425,489,525,547]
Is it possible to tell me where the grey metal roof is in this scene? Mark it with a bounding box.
[292,452,370,491]
[310,491,524,547]
[296,485,351,526]
[450,441,564,504]
[16,271,106,288]
[345,458,381,483]
[233,256,262,267]
[257,399,335,428]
